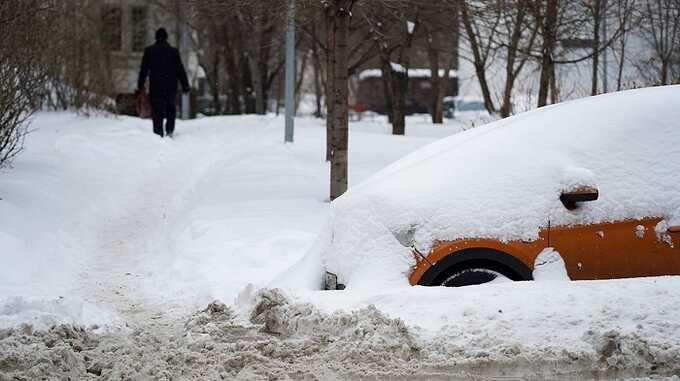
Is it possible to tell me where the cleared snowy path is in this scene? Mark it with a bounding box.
[78,125,263,322]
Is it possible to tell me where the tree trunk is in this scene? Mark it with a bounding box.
[616,28,626,91]
[211,52,221,114]
[428,36,443,124]
[537,0,558,108]
[247,16,266,115]
[312,37,323,118]
[550,63,558,104]
[500,4,532,118]
[460,1,496,113]
[325,10,335,162]
[391,12,419,135]
[241,53,256,113]
[330,1,351,201]
[392,72,407,135]
[223,22,244,114]
[294,50,309,113]
[379,54,394,123]
[661,59,669,85]
[225,52,242,114]
[250,60,266,115]
[276,67,282,116]
[591,0,601,96]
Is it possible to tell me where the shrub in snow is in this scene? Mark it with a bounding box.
[0,3,52,168]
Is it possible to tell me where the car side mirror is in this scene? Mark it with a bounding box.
[560,186,599,210]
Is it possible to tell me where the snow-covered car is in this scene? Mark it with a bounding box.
[312,86,680,290]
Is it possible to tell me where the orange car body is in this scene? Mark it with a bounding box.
[410,217,680,285]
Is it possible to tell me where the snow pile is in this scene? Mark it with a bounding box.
[248,289,420,362]
[288,85,680,289]
[0,297,421,380]
[532,247,570,281]
[0,323,99,380]
[3,289,680,380]
[0,297,122,332]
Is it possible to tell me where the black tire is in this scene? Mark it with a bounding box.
[417,248,533,287]
[439,267,506,287]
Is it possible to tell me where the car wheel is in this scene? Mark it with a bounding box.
[440,268,508,287]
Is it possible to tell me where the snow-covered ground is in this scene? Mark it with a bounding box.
[0,112,462,325]
[1,110,679,379]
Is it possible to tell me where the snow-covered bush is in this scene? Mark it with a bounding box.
[41,1,119,114]
[0,1,51,168]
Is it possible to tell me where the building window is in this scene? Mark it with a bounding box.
[131,6,148,52]
[102,5,122,51]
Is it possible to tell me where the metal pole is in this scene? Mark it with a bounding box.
[181,20,190,119]
[284,0,296,143]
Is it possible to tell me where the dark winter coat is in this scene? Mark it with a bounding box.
[137,40,190,97]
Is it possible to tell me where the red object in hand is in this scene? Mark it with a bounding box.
[136,88,151,119]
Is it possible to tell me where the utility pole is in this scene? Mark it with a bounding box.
[284,0,296,143]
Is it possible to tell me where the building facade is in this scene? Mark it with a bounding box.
[97,0,199,114]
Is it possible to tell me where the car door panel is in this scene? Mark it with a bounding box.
[597,218,668,278]
[548,223,602,280]
[551,218,677,281]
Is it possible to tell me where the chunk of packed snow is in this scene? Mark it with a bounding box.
[532,248,570,282]
[406,20,415,34]
[655,220,675,248]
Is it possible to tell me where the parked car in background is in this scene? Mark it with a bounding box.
[318,86,680,289]
[443,96,489,120]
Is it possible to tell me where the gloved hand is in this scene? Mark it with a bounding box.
[182,87,190,94]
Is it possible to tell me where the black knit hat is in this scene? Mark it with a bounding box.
[155,28,168,41]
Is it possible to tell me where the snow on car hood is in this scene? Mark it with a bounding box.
[277,86,680,290]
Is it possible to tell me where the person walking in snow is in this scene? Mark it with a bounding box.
[137,28,190,138]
